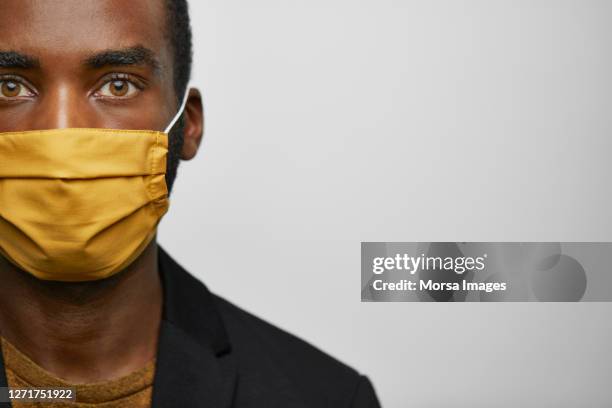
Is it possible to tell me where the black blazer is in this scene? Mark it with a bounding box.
[0,247,381,407]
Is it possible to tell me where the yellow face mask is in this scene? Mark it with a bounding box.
[0,90,190,282]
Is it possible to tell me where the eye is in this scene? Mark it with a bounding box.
[0,80,35,99]
[97,79,140,98]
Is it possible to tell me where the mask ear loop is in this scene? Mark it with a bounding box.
[164,86,192,134]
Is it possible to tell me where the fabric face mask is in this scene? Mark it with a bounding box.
[0,90,191,282]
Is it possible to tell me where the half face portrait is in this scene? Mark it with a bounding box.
[0,2,381,407]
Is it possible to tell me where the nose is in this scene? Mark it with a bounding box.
[32,84,93,130]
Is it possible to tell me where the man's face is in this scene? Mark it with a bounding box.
[0,0,180,133]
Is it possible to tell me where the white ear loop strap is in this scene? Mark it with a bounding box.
[164,86,192,134]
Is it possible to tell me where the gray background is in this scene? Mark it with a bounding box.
[158,1,612,406]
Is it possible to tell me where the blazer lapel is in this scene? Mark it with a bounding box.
[151,320,237,408]
[151,246,237,408]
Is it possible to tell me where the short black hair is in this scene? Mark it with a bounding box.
[164,0,193,192]
[166,0,192,100]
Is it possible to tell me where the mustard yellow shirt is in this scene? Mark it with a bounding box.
[1,337,155,407]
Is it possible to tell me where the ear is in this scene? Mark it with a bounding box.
[180,88,204,161]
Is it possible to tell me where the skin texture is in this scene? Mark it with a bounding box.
[0,0,204,383]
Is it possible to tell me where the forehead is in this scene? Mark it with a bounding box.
[0,0,169,65]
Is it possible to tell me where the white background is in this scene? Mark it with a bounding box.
[159,1,612,406]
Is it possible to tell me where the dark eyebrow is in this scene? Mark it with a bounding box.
[0,51,40,69]
[84,46,160,73]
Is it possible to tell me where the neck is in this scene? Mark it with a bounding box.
[0,241,163,384]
